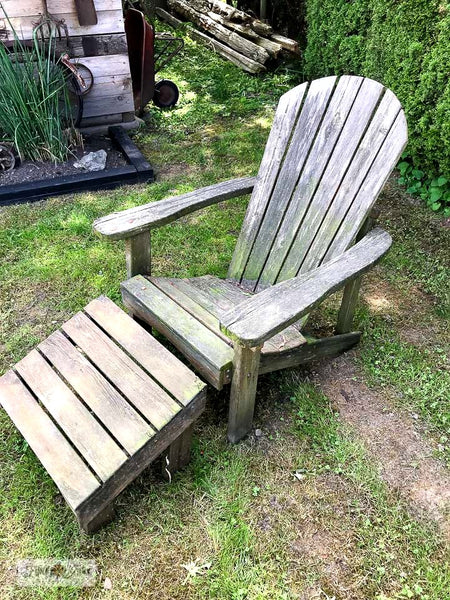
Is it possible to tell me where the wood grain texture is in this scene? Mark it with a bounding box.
[261,76,380,285]
[227,344,261,443]
[0,10,124,40]
[94,177,256,240]
[227,76,407,294]
[62,313,181,431]
[121,276,234,389]
[220,227,392,346]
[259,332,361,374]
[39,331,153,454]
[84,296,206,405]
[126,231,151,278]
[155,275,307,354]
[16,349,127,481]
[240,75,341,287]
[0,371,100,510]
[228,81,311,281]
[75,390,206,528]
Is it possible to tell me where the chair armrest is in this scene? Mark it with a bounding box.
[220,227,392,347]
[93,176,256,240]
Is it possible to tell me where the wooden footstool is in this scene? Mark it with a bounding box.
[0,296,206,533]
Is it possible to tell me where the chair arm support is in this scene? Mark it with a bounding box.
[220,227,392,347]
[93,176,256,240]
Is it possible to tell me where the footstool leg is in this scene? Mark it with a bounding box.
[161,424,194,481]
[78,502,116,534]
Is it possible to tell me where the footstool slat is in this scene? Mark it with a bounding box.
[40,331,153,454]
[85,296,205,405]
[16,350,127,481]
[62,312,181,430]
[0,371,100,510]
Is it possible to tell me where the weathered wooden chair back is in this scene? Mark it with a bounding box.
[228,75,408,291]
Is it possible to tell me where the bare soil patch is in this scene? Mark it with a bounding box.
[312,353,450,541]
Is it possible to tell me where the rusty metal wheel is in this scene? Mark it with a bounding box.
[0,145,16,173]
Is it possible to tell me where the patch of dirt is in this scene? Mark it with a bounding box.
[0,134,127,186]
[312,353,450,541]
[156,162,196,180]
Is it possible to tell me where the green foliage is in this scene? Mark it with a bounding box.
[398,154,450,215]
[303,0,450,212]
[0,21,76,162]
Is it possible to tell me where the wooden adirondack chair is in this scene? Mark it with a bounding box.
[94,75,408,443]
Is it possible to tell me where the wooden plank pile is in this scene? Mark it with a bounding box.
[156,0,299,74]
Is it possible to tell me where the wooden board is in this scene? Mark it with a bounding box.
[221,228,392,346]
[0,296,207,532]
[84,296,206,406]
[16,349,127,481]
[121,276,235,389]
[0,10,124,40]
[0,370,100,510]
[39,330,153,455]
[62,312,181,430]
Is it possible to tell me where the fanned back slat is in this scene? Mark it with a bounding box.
[228,76,408,291]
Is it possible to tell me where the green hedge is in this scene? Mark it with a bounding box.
[303,0,450,212]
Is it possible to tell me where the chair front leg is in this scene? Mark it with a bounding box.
[227,342,262,443]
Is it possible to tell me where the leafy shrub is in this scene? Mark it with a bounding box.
[0,23,76,162]
[303,0,450,213]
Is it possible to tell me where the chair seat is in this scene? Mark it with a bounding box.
[121,274,307,389]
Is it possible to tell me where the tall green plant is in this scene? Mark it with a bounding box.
[0,18,76,162]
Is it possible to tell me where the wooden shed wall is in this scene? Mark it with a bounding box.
[0,0,135,130]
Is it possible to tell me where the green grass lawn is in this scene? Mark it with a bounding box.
[0,34,449,600]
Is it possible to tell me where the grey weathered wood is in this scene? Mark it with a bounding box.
[55,33,128,58]
[228,78,333,283]
[62,312,181,431]
[84,296,205,406]
[261,77,383,286]
[279,88,400,280]
[155,8,266,74]
[335,209,379,334]
[168,0,270,64]
[0,371,100,511]
[228,344,261,443]
[79,502,115,534]
[246,75,366,288]
[121,276,234,389]
[204,0,273,35]
[324,110,408,260]
[173,275,307,354]
[75,391,206,529]
[93,177,255,240]
[16,349,127,481]
[161,424,194,480]
[270,33,300,54]
[220,228,392,347]
[1,297,207,533]
[206,12,282,57]
[126,232,151,278]
[39,331,153,455]
[259,332,361,374]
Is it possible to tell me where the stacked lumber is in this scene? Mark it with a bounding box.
[156,0,299,74]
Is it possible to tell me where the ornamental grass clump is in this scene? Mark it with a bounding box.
[0,21,77,163]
